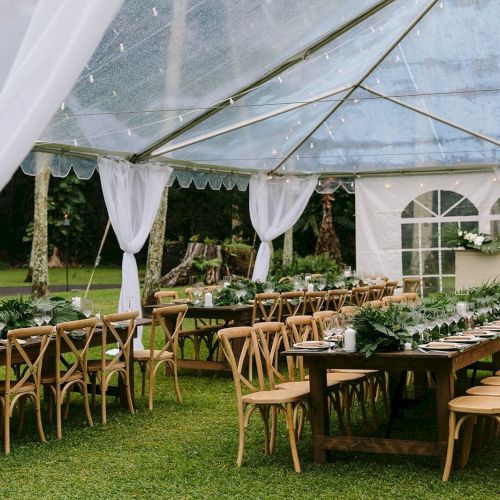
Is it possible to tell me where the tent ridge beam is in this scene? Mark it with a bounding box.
[150,85,353,157]
[268,0,440,175]
[129,0,397,163]
[359,84,500,147]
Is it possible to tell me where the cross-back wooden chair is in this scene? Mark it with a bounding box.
[368,284,385,301]
[42,318,97,439]
[184,287,194,300]
[383,293,419,307]
[326,289,349,312]
[312,310,337,337]
[383,280,398,297]
[154,290,179,304]
[217,326,308,472]
[280,291,304,320]
[302,291,327,315]
[363,300,384,310]
[403,277,421,294]
[134,304,186,410]
[251,293,282,325]
[88,311,138,425]
[350,286,370,307]
[1,326,53,453]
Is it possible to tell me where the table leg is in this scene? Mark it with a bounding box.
[455,368,468,396]
[309,367,329,464]
[435,371,453,449]
[493,349,500,373]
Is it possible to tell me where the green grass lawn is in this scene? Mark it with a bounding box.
[0,279,497,498]
[0,267,123,287]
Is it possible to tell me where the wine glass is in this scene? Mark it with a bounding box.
[193,282,204,304]
[332,314,345,349]
[323,316,336,351]
[33,307,44,327]
[42,305,53,325]
[264,281,274,293]
[223,275,232,287]
[316,277,326,291]
[435,309,445,338]
[81,299,93,318]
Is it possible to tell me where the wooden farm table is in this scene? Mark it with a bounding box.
[0,318,151,409]
[285,338,500,464]
[143,304,253,371]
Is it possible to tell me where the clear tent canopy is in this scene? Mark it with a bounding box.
[23,0,500,193]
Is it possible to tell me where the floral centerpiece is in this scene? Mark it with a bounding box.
[443,224,500,254]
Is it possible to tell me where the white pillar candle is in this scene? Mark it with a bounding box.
[344,327,356,352]
[404,342,412,351]
[307,283,314,292]
[204,292,213,307]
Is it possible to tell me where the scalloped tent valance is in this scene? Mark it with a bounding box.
[32,0,500,180]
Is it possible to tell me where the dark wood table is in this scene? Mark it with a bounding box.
[285,338,500,463]
[0,318,151,409]
[143,304,253,371]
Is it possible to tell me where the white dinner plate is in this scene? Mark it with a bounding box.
[293,341,330,350]
[419,343,463,351]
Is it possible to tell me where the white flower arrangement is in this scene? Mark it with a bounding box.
[448,227,500,255]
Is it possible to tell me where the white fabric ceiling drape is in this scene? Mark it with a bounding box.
[250,173,318,282]
[0,0,122,191]
[99,157,173,349]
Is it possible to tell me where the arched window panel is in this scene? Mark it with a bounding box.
[491,197,500,236]
[401,189,479,294]
[159,0,429,155]
[365,0,500,140]
[42,0,378,153]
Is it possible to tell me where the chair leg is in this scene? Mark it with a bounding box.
[442,410,456,481]
[34,393,46,444]
[270,406,277,454]
[123,372,135,416]
[148,363,155,411]
[140,363,146,403]
[81,382,94,429]
[172,360,183,403]
[285,403,301,473]
[459,416,475,468]
[90,372,97,411]
[4,399,10,454]
[101,378,107,426]
[56,391,63,440]
[236,405,246,467]
[63,386,71,420]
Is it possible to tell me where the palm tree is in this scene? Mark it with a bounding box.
[316,193,343,263]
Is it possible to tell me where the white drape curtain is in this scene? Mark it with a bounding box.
[249,173,318,282]
[0,0,123,191]
[98,157,173,349]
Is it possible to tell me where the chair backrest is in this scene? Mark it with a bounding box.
[150,304,187,361]
[286,315,319,380]
[5,326,53,394]
[184,287,194,300]
[363,300,384,310]
[154,290,179,304]
[302,291,327,314]
[368,284,385,301]
[312,310,337,337]
[217,327,264,407]
[311,273,323,280]
[401,292,420,305]
[403,277,421,294]
[253,322,292,387]
[383,280,398,297]
[350,286,370,306]
[251,293,282,325]
[280,291,304,318]
[340,305,360,319]
[326,289,349,312]
[55,318,98,385]
[101,311,139,371]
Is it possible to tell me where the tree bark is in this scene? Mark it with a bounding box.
[142,186,169,306]
[283,227,293,267]
[31,166,50,297]
[316,194,343,264]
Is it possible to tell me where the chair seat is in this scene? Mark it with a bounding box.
[41,371,83,384]
[466,385,500,397]
[480,376,500,386]
[448,395,500,414]
[242,388,307,405]
[305,372,365,384]
[0,380,36,394]
[496,370,500,376]
[87,359,126,372]
[133,349,174,361]
[332,369,379,375]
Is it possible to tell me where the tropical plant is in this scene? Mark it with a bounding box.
[442,223,500,254]
[352,305,414,358]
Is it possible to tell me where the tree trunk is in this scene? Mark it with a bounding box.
[161,242,222,287]
[31,166,50,297]
[283,227,293,267]
[316,194,343,264]
[142,186,169,306]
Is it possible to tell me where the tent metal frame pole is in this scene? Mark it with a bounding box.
[129,0,396,163]
[360,84,500,147]
[268,0,440,175]
[150,85,352,157]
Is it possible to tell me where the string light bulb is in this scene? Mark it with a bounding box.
[152,7,158,16]
[119,42,124,52]
[60,102,65,111]
[89,74,94,83]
